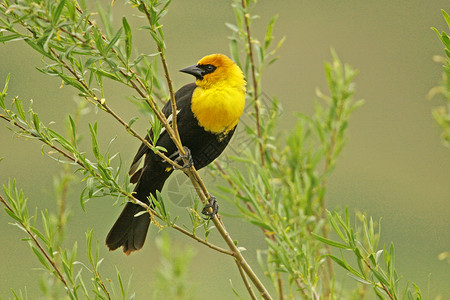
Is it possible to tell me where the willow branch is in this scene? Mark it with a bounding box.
[363,258,394,300]
[0,194,77,299]
[73,4,148,96]
[141,2,182,149]
[241,0,265,166]
[317,96,346,284]
[235,260,258,300]
[171,224,233,256]
[294,278,318,300]
[45,44,181,169]
[0,114,233,259]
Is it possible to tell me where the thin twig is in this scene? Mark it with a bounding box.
[294,278,317,300]
[73,4,148,96]
[56,171,69,242]
[0,194,77,299]
[363,259,395,300]
[241,0,265,166]
[0,114,232,259]
[276,272,284,300]
[46,44,182,170]
[141,2,182,151]
[318,96,346,289]
[235,260,258,300]
[171,224,233,256]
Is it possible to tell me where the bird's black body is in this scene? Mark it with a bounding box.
[106,83,236,254]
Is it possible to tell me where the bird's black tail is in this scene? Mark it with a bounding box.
[105,170,170,255]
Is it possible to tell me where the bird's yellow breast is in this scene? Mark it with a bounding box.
[191,85,245,134]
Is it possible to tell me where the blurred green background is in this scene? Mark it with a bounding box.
[0,1,449,299]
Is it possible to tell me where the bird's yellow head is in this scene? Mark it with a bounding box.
[180,54,246,91]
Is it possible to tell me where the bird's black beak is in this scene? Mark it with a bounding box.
[179,64,204,80]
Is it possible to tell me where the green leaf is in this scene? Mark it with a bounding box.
[104,28,123,54]
[134,210,148,217]
[442,10,450,30]
[156,0,173,19]
[91,67,121,82]
[52,0,66,26]
[116,266,126,298]
[371,268,389,286]
[441,32,450,49]
[327,210,346,241]
[47,129,73,152]
[128,116,139,129]
[327,254,349,269]
[31,246,51,270]
[148,29,163,50]
[32,112,41,133]
[24,39,55,60]
[4,207,22,223]
[348,273,372,285]
[0,33,24,43]
[153,145,167,153]
[96,2,113,38]
[14,98,26,122]
[264,14,278,50]
[312,232,351,249]
[86,229,93,266]
[122,17,132,61]
[58,72,88,94]
[229,38,242,69]
[89,122,101,160]
[1,73,10,99]
[225,22,239,33]
[249,219,272,231]
[68,115,77,148]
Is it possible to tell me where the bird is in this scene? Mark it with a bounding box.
[105,54,246,255]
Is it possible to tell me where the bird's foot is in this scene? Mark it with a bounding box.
[172,146,194,170]
[202,195,219,220]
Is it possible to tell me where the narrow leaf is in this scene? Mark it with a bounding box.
[0,33,24,43]
[104,28,123,54]
[312,232,351,249]
[122,17,132,61]
[52,0,66,25]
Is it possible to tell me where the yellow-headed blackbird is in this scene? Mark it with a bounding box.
[106,54,246,254]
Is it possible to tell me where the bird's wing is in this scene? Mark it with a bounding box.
[128,83,197,183]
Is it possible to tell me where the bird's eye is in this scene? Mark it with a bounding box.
[201,64,216,75]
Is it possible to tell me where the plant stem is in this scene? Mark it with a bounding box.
[318,97,346,288]
[0,114,234,261]
[241,0,265,166]
[0,194,79,299]
[141,2,182,151]
[171,224,233,256]
[363,258,395,300]
[235,260,258,300]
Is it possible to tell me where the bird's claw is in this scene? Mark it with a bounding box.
[173,146,194,170]
[202,195,219,220]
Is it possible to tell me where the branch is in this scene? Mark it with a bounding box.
[363,258,395,300]
[235,260,258,300]
[0,114,231,259]
[141,2,183,152]
[241,0,265,166]
[0,194,77,299]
